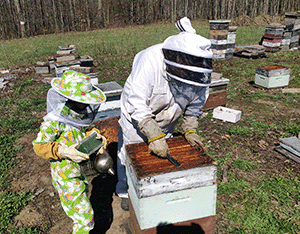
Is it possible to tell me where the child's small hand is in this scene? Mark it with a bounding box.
[90,130,107,155]
[58,143,89,163]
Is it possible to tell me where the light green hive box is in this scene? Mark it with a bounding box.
[255,74,289,88]
[127,171,217,230]
[125,152,217,230]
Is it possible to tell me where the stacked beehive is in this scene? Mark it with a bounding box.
[226,26,237,59]
[209,20,231,60]
[55,45,79,77]
[125,136,217,234]
[281,25,293,51]
[262,23,284,52]
[45,45,99,84]
[284,11,300,51]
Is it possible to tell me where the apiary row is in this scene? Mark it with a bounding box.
[261,11,300,52]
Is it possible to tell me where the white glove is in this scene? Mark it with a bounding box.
[149,138,169,158]
[58,143,89,163]
[90,130,107,155]
[138,116,169,158]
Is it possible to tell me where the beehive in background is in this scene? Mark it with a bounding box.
[69,65,99,85]
[203,72,229,110]
[281,25,293,51]
[95,81,123,121]
[284,11,300,51]
[209,20,231,60]
[255,65,290,88]
[226,26,237,59]
[45,45,98,80]
[262,23,284,52]
[125,136,217,233]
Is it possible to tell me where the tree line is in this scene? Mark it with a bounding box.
[0,0,299,40]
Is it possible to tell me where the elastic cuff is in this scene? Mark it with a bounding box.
[183,129,197,135]
[148,132,166,143]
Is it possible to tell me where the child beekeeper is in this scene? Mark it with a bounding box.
[32,70,107,233]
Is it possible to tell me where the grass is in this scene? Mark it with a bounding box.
[218,175,300,233]
[0,77,49,233]
[0,21,299,233]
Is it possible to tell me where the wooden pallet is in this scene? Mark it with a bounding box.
[274,146,300,164]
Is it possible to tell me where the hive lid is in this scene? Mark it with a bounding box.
[211,77,230,86]
[285,11,300,18]
[95,81,123,97]
[257,64,287,70]
[209,20,231,24]
[125,136,216,179]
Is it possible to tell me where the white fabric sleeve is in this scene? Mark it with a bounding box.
[123,48,161,124]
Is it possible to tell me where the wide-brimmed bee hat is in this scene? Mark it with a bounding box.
[51,70,106,104]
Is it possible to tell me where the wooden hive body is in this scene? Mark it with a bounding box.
[125,136,217,230]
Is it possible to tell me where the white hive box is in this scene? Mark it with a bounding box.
[255,65,290,88]
[125,136,217,230]
[95,81,123,121]
[213,106,241,123]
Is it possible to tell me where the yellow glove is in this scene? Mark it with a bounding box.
[58,143,89,163]
[90,130,107,155]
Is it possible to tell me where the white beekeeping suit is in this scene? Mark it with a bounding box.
[116,17,213,211]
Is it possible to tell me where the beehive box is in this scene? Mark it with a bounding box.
[227,26,237,44]
[125,136,217,230]
[80,55,93,67]
[264,24,285,37]
[284,11,300,25]
[127,199,216,234]
[262,35,282,50]
[209,20,231,30]
[95,81,123,121]
[203,76,230,110]
[209,29,228,40]
[255,65,290,88]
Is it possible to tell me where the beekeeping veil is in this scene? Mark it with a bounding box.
[162,17,213,87]
[44,71,106,128]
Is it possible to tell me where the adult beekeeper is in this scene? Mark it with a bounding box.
[32,70,107,234]
[116,17,213,211]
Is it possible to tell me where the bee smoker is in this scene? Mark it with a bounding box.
[79,151,115,177]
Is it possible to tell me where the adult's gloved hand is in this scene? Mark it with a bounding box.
[138,116,169,158]
[181,116,204,148]
[90,130,107,155]
[184,132,204,147]
[149,138,169,158]
[58,143,89,163]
